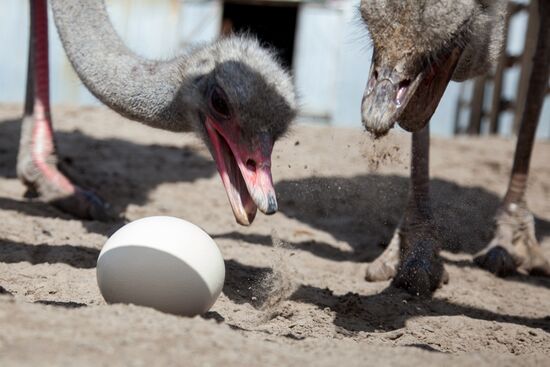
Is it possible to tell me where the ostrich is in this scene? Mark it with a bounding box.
[17,0,296,225]
[360,0,550,295]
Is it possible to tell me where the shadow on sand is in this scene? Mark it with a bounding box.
[223,258,550,334]
[0,118,216,234]
[291,283,550,333]
[215,175,550,259]
[214,174,550,290]
[0,238,99,269]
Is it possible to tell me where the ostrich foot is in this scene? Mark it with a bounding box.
[474,204,550,277]
[392,236,446,297]
[17,151,113,221]
[366,220,447,296]
[365,229,400,281]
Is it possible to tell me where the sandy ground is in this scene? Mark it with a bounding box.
[0,103,549,366]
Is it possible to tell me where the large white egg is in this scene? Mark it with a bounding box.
[97,216,225,316]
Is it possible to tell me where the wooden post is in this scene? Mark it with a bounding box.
[467,75,487,135]
[488,1,516,134]
[512,0,540,134]
[453,83,466,134]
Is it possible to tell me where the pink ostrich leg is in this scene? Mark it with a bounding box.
[31,0,73,194]
[474,0,550,276]
[17,0,112,220]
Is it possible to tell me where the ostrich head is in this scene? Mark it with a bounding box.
[185,38,296,225]
[360,0,506,136]
[51,0,296,226]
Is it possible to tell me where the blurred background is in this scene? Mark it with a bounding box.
[0,0,548,138]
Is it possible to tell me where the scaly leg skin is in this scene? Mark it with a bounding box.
[475,203,550,276]
[366,126,446,296]
[17,0,112,221]
[365,225,401,281]
[392,217,446,297]
[475,1,550,277]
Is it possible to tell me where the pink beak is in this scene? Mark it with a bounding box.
[205,116,277,226]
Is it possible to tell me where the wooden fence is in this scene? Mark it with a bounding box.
[454,0,550,136]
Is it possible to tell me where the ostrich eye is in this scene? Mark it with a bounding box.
[210,87,231,119]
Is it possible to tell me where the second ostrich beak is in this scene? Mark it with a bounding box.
[205,117,277,226]
[362,47,462,137]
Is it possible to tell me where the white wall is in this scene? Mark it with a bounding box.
[0,0,29,104]
[0,0,220,106]
[0,0,547,138]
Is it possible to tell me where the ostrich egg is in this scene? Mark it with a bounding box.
[96,216,225,316]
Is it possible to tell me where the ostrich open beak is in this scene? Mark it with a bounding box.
[361,47,462,137]
[205,117,277,226]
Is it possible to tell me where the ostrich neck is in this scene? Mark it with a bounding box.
[51,0,207,131]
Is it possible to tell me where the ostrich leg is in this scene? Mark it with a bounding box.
[366,125,445,295]
[17,0,111,220]
[475,0,550,276]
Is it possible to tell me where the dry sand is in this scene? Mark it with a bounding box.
[0,104,549,366]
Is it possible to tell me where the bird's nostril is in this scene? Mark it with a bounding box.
[398,79,411,89]
[396,79,411,106]
[246,159,257,172]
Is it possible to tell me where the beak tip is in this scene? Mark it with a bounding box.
[258,194,278,215]
[361,100,397,137]
[366,125,391,138]
[362,116,393,138]
[235,215,254,226]
[266,195,278,215]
